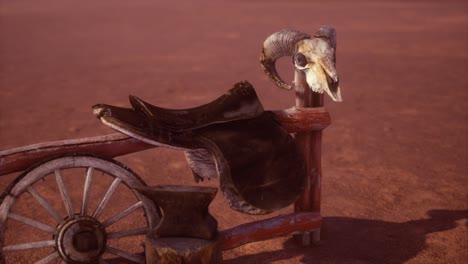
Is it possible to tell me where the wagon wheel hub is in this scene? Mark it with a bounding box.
[56,216,107,263]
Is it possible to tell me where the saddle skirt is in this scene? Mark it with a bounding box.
[93,81,306,215]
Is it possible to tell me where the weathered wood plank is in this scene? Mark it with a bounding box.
[0,134,154,176]
[220,212,321,250]
[272,107,330,133]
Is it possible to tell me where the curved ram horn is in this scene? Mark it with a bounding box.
[260,29,310,90]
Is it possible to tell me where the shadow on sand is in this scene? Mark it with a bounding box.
[224,209,468,264]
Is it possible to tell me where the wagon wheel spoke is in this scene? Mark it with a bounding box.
[27,187,63,224]
[102,201,144,228]
[8,213,55,234]
[55,169,74,218]
[107,227,148,239]
[106,246,145,263]
[2,240,55,251]
[34,251,59,264]
[93,178,121,219]
[81,167,94,216]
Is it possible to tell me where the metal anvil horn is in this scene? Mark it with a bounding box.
[260,26,342,102]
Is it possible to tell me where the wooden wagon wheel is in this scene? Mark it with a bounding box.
[0,154,160,264]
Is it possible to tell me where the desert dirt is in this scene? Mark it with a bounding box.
[0,0,467,263]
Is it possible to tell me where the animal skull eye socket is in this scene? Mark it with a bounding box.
[294,53,308,67]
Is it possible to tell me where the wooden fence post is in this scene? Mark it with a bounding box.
[293,69,324,245]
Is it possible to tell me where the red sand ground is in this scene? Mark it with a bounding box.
[0,0,467,263]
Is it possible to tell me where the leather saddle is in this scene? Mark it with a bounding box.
[93,81,306,215]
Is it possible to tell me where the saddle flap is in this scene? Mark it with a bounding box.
[197,112,306,214]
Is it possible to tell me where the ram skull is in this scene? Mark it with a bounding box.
[260,26,342,102]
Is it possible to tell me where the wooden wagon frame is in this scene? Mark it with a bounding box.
[0,88,328,263]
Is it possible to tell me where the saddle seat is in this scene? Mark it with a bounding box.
[128,81,264,132]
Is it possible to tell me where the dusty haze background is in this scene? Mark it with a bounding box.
[1,0,467,263]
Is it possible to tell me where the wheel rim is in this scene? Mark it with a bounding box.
[0,155,160,264]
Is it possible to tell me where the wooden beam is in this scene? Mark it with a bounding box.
[272,107,330,133]
[0,134,154,176]
[220,212,321,250]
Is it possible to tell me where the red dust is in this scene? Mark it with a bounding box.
[0,0,467,263]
